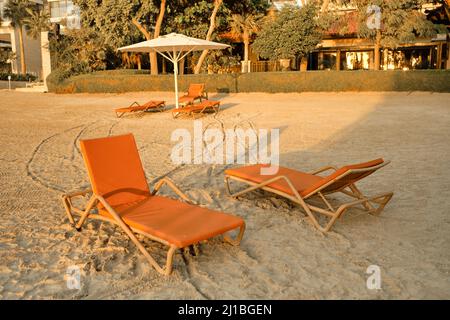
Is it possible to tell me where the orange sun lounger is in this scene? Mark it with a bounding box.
[172,100,220,119]
[224,159,393,233]
[114,100,165,118]
[178,83,208,106]
[61,133,245,275]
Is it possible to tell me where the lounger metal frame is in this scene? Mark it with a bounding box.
[172,101,220,119]
[224,162,393,233]
[115,101,166,118]
[62,177,245,275]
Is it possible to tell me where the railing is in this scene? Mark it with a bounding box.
[251,61,281,73]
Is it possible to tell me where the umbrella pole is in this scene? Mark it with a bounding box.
[173,50,179,109]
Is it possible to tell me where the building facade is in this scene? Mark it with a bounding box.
[0,0,44,75]
[48,0,80,29]
[260,0,450,72]
[0,0,80,77]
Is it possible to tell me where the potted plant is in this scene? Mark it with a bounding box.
[279,57,291,71]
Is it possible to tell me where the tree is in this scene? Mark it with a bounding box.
[131,0,166,75]
[48,27,107,81]
[352,0,439,70]
[164,0,268,74]
[4,0,32,74]
[151,0,166,74]
[194,0,223,74]
[74,0,158,70]
[229,13,260,71]
[253,4,322,63]
[23,8,50,39]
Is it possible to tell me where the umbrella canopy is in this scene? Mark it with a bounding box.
[118,33,230,109]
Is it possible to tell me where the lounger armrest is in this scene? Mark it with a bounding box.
[128,101,141,108]
[309,166,338,175]
[152,177,196,204]
[61,189,95,226]
[62,188,93,199]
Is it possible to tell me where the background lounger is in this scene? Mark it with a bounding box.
[178,83,207,106]
[115,100,165,118]
[172,100,220,119]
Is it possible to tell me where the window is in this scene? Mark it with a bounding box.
[319,52,337,70]
[50,0,75,19]
[380,47,437,70]
[340,51,371,70]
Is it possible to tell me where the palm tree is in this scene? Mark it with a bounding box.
[229,13,260,73]
[4,0,32,74]
[24,8,50,39]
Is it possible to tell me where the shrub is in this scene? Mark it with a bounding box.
[0,73,37,81]
[47,69,450,94]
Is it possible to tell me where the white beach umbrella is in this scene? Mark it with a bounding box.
[118,33,230,109]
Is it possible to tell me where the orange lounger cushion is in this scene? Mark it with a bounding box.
[80,134,151,207]
[178,84,206,105]
[225,159,384,198]
[99,195,244,248]
[225,164,323,198]
[302,158,384,196]
[178,96,195,104]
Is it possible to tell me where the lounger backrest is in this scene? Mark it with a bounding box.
[80,134,150,207]
[302,159,387,197]
[188,84,205,97]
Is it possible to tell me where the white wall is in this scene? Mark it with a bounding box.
[1,25,43,77]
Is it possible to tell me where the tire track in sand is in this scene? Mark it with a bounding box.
[26,122,98,193]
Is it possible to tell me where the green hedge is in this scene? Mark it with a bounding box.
[0,73,37,82]
[47,69,450,93]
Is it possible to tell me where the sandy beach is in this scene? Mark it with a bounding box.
[0,90,449,299]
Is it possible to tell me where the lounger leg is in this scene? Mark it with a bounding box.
[97,195,178,275]
[296,201,332,232]
[348,184,375,211]
[226,175,328,232]
[164,246,177,275]
[320,211,342,233]
[223,224,246,246]
[346,185,393,215]
[74,195,97,231]
[61,195,76,225]
[61,193,97,230]
[366,192,393,215]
